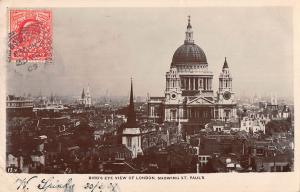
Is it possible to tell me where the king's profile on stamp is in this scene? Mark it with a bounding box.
[8,9,52,74]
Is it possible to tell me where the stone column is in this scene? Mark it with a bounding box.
[207,78,209,90]
[193,77,196,90]
[189,78,191,90]
[186,78,188,90]
[181,79,183,89]
[151,106,154,117]
[200,78,203,90]
[165,109,168,121]
[220,79,222,91]
[179,108,183,119]
[207,78,210,90]
[220,109,224,120]
[166,79,168,90]
[193,77,195,90]
[214,108,217,119]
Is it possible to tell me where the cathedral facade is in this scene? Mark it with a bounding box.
[148,17,237,134]
[78,85,92,107]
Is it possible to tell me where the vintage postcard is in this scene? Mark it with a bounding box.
[0,1,299,192]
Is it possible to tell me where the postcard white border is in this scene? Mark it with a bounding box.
[0,1,299,192]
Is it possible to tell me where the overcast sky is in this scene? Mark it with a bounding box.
[7,7,293,99]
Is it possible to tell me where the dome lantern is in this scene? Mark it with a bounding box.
[171,16,207,66]
[185,15,194,44]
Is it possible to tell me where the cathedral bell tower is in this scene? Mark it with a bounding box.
[217,57,234,104]
[85,85,92,107]
[164,67,183,122]
[165,67,182,104]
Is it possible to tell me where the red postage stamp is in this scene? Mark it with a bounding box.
[8,9,52,63]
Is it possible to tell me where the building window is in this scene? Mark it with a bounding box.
[171,110,176,120]
[127,137,132,147]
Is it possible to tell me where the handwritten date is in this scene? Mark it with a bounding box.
[83,182,120,192]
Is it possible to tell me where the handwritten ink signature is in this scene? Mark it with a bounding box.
[16,176,38,190]
[37,177,75,192]
[15,176,75,192]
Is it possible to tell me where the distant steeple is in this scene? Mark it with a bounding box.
[86,84,90,97]
[126,78,137,128]
[223,57,229,69]
[50,92,54,102]
[185,15,194,44]
[81,88,85,99]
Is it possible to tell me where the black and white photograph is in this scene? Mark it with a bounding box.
[5,7,294,174]
[1,2,299,192]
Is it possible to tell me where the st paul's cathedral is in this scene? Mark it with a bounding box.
[148,16,237,135]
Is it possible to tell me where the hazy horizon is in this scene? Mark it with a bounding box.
[7,7,293,100]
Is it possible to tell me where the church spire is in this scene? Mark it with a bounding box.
[126,78,137,128]
[81,88,85,99]
[185,15,194,44]
[223,57,229,69]
[86,84,91,97]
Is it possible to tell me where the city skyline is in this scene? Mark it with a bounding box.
[7,7,293,99]
[5,7,295,177]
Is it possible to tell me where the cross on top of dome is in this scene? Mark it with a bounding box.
[187,15,192,29]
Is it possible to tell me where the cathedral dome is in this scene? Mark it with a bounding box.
[171,43,207,65]
[171,16,207,66]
